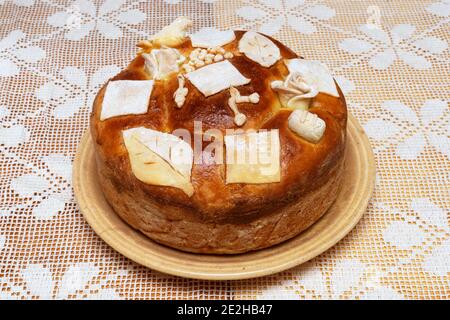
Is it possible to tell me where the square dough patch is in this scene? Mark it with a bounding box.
[185,60,250,97]
[225,129,280,184]
[190,28,235,48]
[100,80,154,120]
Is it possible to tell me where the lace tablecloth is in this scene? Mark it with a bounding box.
[0,0,448,300]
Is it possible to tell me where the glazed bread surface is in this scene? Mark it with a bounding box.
[90,31,347,253]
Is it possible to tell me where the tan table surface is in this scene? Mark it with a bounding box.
[0,0,448,299]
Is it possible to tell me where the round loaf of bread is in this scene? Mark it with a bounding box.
[90,29,347,254]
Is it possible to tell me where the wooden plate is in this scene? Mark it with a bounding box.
[73,114,375,280]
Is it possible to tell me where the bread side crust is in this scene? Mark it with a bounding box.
[96,151,344,254]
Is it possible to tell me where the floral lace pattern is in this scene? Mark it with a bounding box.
[0,0,449,299]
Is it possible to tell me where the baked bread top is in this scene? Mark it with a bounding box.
[90,18,347,224]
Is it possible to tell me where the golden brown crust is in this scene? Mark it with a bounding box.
[90,31,347,253]
[96,153,344,253]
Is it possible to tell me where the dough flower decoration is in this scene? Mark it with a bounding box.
[142,47,185,80]
[271,72,318,110]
